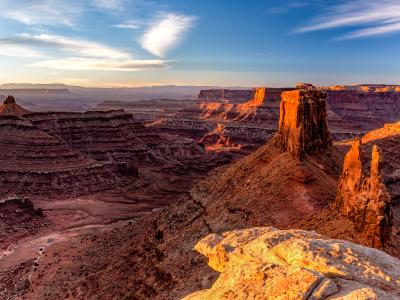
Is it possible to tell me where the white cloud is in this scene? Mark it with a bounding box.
[0,44,44,58]
[91,0,126,10]
[140,13,196,57]
[296,0,400,39]
[112,21,140,29]
[0,0,81,27]
[30,58,168,71]
[0,32,169,72]
[0,34,131,59]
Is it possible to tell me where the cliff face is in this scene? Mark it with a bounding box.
[184,227,400,300]
[336,139,392,248]
[326,90,400,134]
[274,90,332,159]
[25,110,148,165]
[195,88,291,153]
[198,89,254,102]
[0,114,136,196]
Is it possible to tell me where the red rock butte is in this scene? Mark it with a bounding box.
[275,89,332,159]
[0,95,30,115]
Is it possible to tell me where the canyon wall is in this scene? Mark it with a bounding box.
[195,87,400,143]
[25,110,148,165]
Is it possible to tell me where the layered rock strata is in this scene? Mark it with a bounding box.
[336,138,392,248]
[25,110,148,165]
[0,115,135,196]
[274,90,332,159]
[184,227,400,300]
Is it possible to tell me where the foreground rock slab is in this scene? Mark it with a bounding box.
[184,227,400,300]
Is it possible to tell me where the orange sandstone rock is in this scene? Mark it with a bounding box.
[275,90,332,159]
[336,139,392,248]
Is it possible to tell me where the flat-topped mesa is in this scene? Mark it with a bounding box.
[274,90,332,159]
[336,138,392,249]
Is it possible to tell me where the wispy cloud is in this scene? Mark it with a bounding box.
[30,58,168,71]
[0,44,44,58]
[0,33,168,71]
[91,0,126,11]
[267,1,313,14]
[0,0,81,27]
[112,21,141,30]
[296,0,400,39]
[140,13,196,57]
[0,34,131,59]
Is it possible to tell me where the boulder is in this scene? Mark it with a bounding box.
[183,227,400,300]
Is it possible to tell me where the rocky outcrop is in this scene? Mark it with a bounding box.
[0,96,30,115]
[274,90,332,159]
[184,227,400,300]
[336,139,392,248]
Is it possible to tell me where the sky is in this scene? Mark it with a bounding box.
[0,0,399,87]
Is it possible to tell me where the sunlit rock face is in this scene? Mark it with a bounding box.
[336,139,392,249]
[183,227,400,300]
[274,90,332,159]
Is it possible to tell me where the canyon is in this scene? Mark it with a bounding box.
[1,84,400,299]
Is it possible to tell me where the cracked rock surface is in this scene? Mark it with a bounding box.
[184,227,400,300]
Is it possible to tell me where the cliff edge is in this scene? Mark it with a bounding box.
[184,227,400,300]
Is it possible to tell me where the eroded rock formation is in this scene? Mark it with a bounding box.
[336,138,392,248]
[0,95,30,115]
[184,227,400,300]
[274,90,332,159]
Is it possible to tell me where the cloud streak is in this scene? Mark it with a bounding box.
[140,13,196,57]
[30,58,168,71]
[0,0,81,27]
[0,34,131,59]
[91,0,126,11]
[0,33,168,71]
[112,21,141,29]
[296,0,400,39]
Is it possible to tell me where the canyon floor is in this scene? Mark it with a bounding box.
[1,85,400,299]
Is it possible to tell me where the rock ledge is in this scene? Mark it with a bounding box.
[184,227,400,300]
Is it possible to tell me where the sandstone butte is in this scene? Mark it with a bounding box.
[335,138,393,249]
[183,227,400,300]
[274,90,332,159]
[0,95,30,115]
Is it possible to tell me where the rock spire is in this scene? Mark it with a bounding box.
[336,138,392,248]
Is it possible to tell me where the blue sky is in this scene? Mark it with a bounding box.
[0,0,399,87]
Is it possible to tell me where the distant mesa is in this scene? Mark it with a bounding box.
[336,138,392,249]
[0,95,30,116]
[274,90,332,159]
[295,82,316,90]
